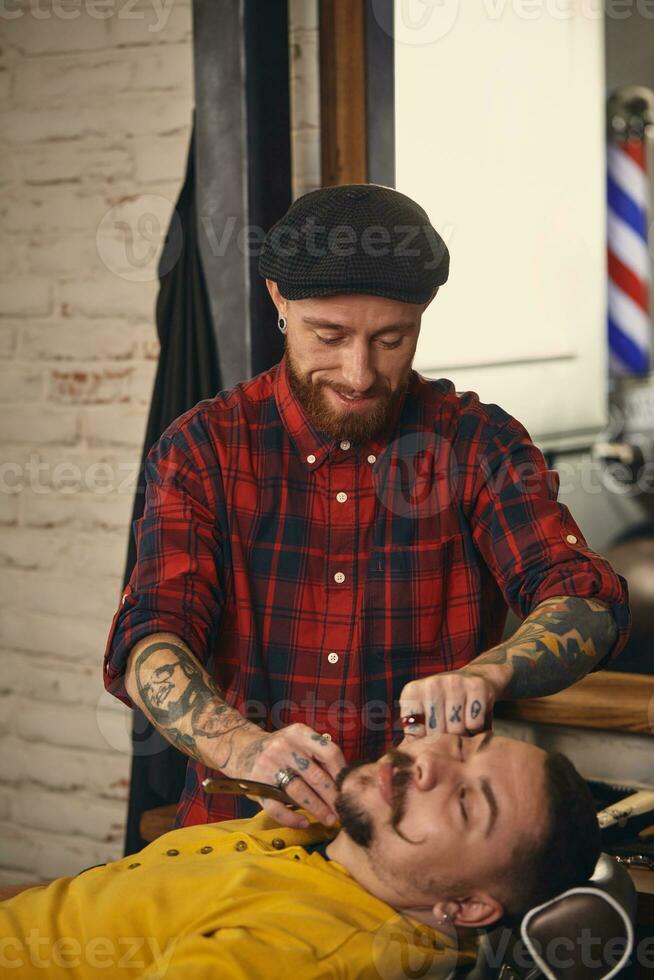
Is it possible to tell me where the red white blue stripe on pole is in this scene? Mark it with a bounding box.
[607,140,651,377]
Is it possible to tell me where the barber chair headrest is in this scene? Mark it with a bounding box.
[467,853,637,980]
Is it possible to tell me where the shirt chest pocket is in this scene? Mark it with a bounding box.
[361,534,474,668]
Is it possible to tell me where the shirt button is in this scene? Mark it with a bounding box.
[327,652,339,664]
[199,846,213,854]
[235,840,248,852]
[367,454,376,464]
[566,534,578,545]
[307,454,316,464]
[336,491,348,503]
[166,849,180,857]
[271,838,286,850]
[334,571,345,584]
[339,440,351,451]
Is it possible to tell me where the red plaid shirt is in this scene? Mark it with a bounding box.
[104,356,630,827]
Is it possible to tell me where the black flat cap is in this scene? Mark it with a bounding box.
[258,184,449,304]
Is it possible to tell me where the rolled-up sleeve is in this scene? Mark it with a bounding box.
[103,412,225,707]
[467,415,631,663]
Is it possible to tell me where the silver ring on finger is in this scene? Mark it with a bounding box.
[275,767,299,791]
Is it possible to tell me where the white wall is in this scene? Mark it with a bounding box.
[0,0,321,886]
[393,2,608,449]
[0,1,193,884]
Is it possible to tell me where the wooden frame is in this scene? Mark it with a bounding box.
[319,0,368,185]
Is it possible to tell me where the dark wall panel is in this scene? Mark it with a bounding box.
[193,0,291,385]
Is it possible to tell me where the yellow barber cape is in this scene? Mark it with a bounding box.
[0,811,478,978]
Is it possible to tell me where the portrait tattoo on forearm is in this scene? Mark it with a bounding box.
[134,640,250,767]
[473,596,618,699]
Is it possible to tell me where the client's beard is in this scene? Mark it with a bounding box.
[285,341,409,443]
[335,749,414,849]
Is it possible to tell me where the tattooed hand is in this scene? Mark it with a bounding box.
[126,634,347,831]
[399,669,497,737]
[231,724,347,830]
[399,596,619,738]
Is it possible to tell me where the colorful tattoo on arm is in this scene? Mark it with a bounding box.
[472,596,618,698]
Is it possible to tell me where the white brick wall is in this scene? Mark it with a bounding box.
[0,0,193,881]
[0,0,321,884]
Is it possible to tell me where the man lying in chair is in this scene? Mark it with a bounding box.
[1,731,599,979]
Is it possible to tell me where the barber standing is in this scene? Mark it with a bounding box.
[103,185,630,830]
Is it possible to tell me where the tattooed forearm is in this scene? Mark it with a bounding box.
[470,596,618,699]
[127,635,254,770]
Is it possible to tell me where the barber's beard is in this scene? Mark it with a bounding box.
[335,750,414,849]
[285,341,409,443]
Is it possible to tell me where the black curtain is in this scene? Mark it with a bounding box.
[122,121,222,854]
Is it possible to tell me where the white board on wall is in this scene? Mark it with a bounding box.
[393,2,607,450]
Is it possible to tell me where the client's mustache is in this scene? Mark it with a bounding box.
[335,749,422,845]
[335,748,413,790]
[386,748,417,841]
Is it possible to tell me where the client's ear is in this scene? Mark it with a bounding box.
[432,893,504,929]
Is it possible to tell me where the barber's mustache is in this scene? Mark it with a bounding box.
[322,380,389,400]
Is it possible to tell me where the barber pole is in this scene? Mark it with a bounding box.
[607,92,653,377]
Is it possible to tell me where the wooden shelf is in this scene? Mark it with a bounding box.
[495,671,654,734]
